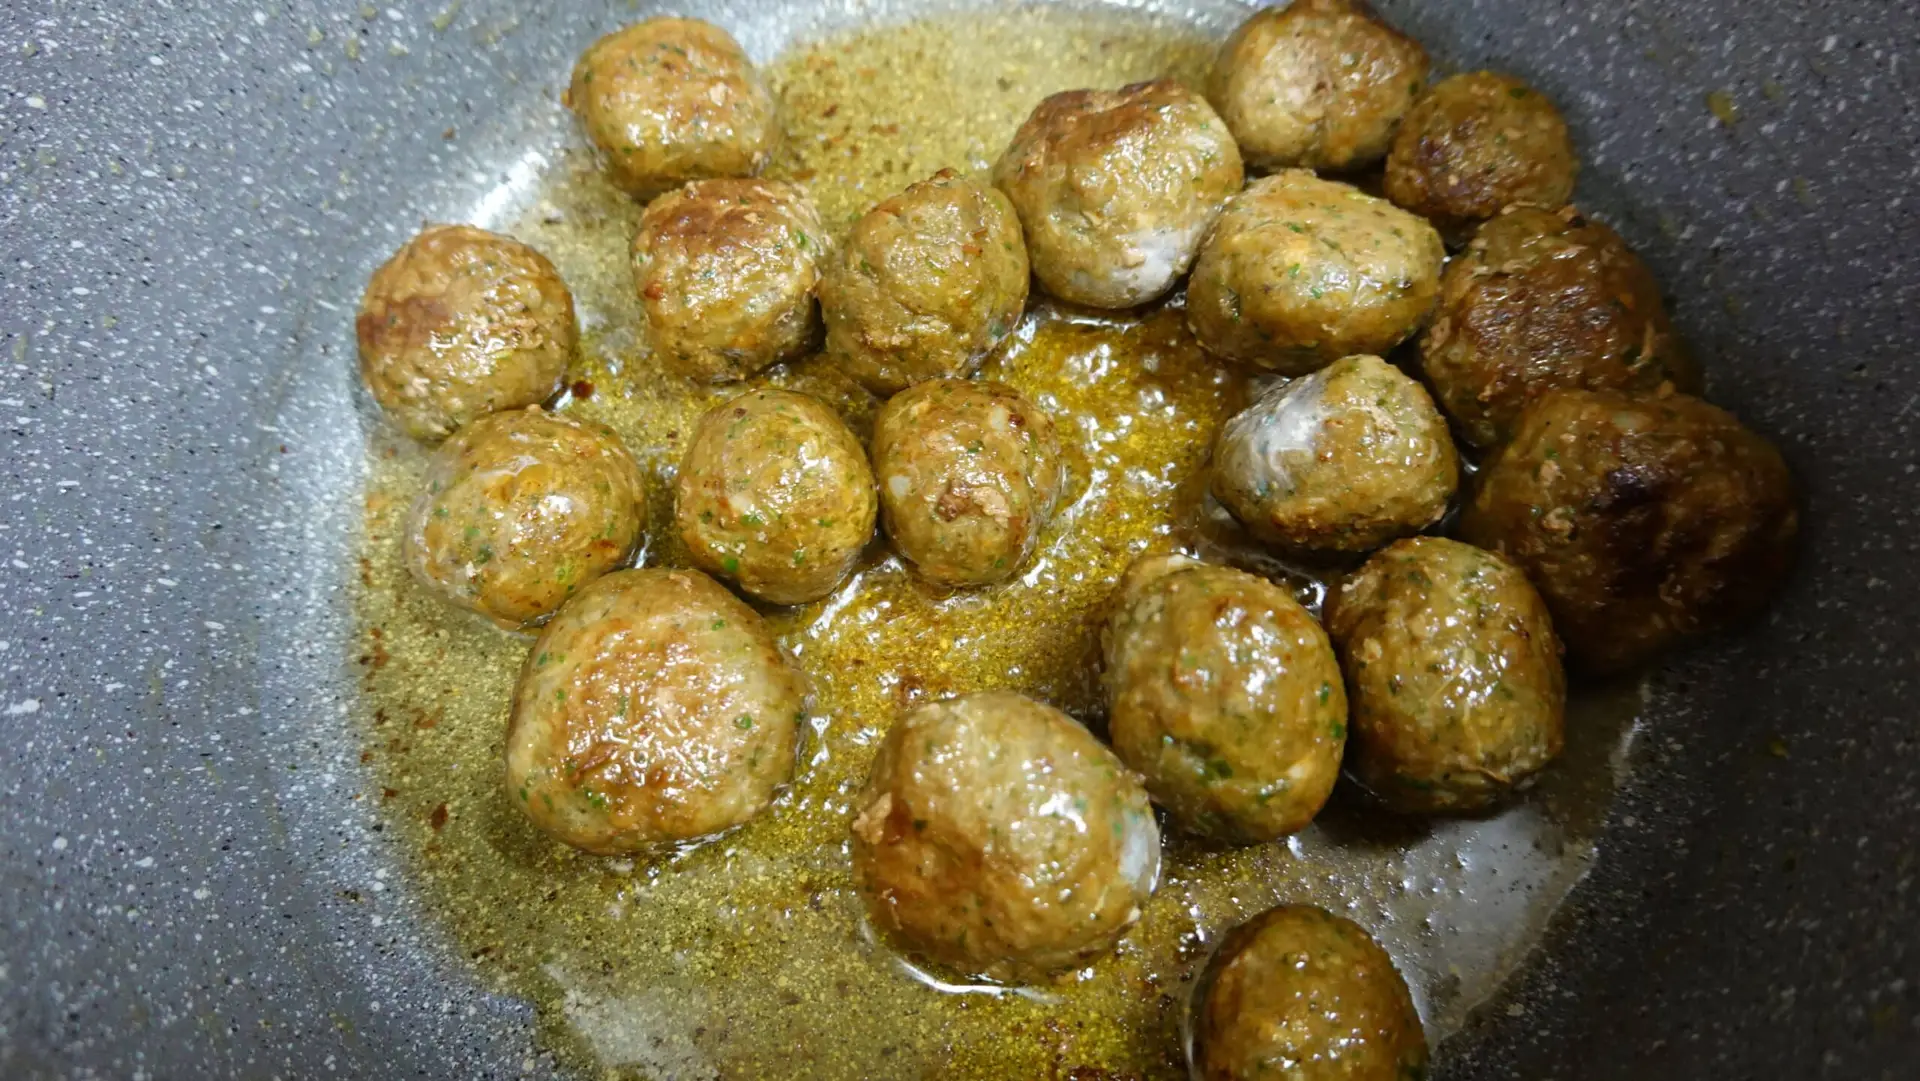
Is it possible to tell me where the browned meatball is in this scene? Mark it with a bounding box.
[1208,0,1430,173]
[1421,205,1699,448]
[870,379,1064,588]
[1459,389,1798,673]
[1193,904,1428,1081]
[566,17,780,199]
[1326,537,1565,813]
[992,79,1244,309]
[821,169,1030,395]
[403,407,647,630]
[851,690,1160,983]
[675,388,877,605]
[505,568,809,853]
[1384,71,1579,238]
[631,178,827,383]
[1187,171,1444,374]
[356,224,575,441]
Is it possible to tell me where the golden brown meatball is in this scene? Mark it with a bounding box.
[356,224,575,442]
[821,169,1030,395]
[870,379,1064,588]
[850,690,1160,983]
[505,568,808,853]
[1186,171,1444,374]
[1420,204,1699,448]
[1384,71,1578,238]
[1193,904,1428,1081]
[1459,389,1798,673]
[1102,556,1346,842]
[992,79,1244,309]
[1208,0,1429,173]
[1326,537,1565,813]
[403,407,647,630]
[566,17,780,200]
[675,388,877,605]
[1212,354,1458,552]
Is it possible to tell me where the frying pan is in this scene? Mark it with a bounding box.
[1,0,1915,1077]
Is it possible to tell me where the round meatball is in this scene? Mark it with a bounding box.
[1208,0,1430,173]
[505,568,808,853]
[1193,905,1427,1081]
[992,79,1244,309]
[1326,537,1565,813]
[1102,555,1346,841]
[632,178,827,383]
[403,407,647,630]
[1384,71,1578,237]
[1420,205,1699,448]
[850,690,1160,982]
[1459,389,1798,673]
[1212,354,1458,552]
[566,17,780,200]
[821,170,1030,394]
[675,388,877,605]
[870,380,1064,588]
[356,224,575,442]
[1187,171,1444,373]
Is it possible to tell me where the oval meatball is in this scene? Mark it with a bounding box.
[403,407,647,630]
[1326,537,1565,813]
[505,568,808,853]
[992,79,1244,309]
[1384,71,1578,237]
[1102,556,1346,841]
[870,380,1063,588]
[1459,389,1798,673]
[1187,171,1444,373]
[632,178,827,383]
[1212,354,1458,552]
[1193,904,1427,1081]
[821,169,1030,394]
[850,690,1160,982]
[566,17,780,200]
[356,224,575,441]
[1421,205,1699,448]
[675,388,877,605]
[1208,0,1429,173]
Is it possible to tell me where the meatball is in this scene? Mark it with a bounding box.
[631,178,827,383]
[403,407,648,630]
[1212,354,1458,552]
[1186,171,1444,374]
[869,380,1064,588]
[1326,537,1565,813]
[1207,0,1430,173]
[992,79,1244,309]
[850,690,1160,982]
[1420,204,1699,448]
[566,17,780,200]
[1459,389,1798,673]
[821,169,1030,394]
[1384,71,1578,237]
[1193,904,1428,1081]
[675,388,877,605]
[1102,555,1346,841]
[356,224,575,442]
[505,568,808,853]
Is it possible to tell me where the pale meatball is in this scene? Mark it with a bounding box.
[1384,71,1578,238]
[505,568,808,853]
[1187,171,1444,374]
[850,690,1160,983]
[992,79,1244,309]
[403,407,647,630]
[356,224,575,441]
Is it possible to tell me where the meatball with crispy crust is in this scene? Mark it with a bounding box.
[1385,71,1578,238]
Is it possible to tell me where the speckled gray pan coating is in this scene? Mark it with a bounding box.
[0,1,1914,1079]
